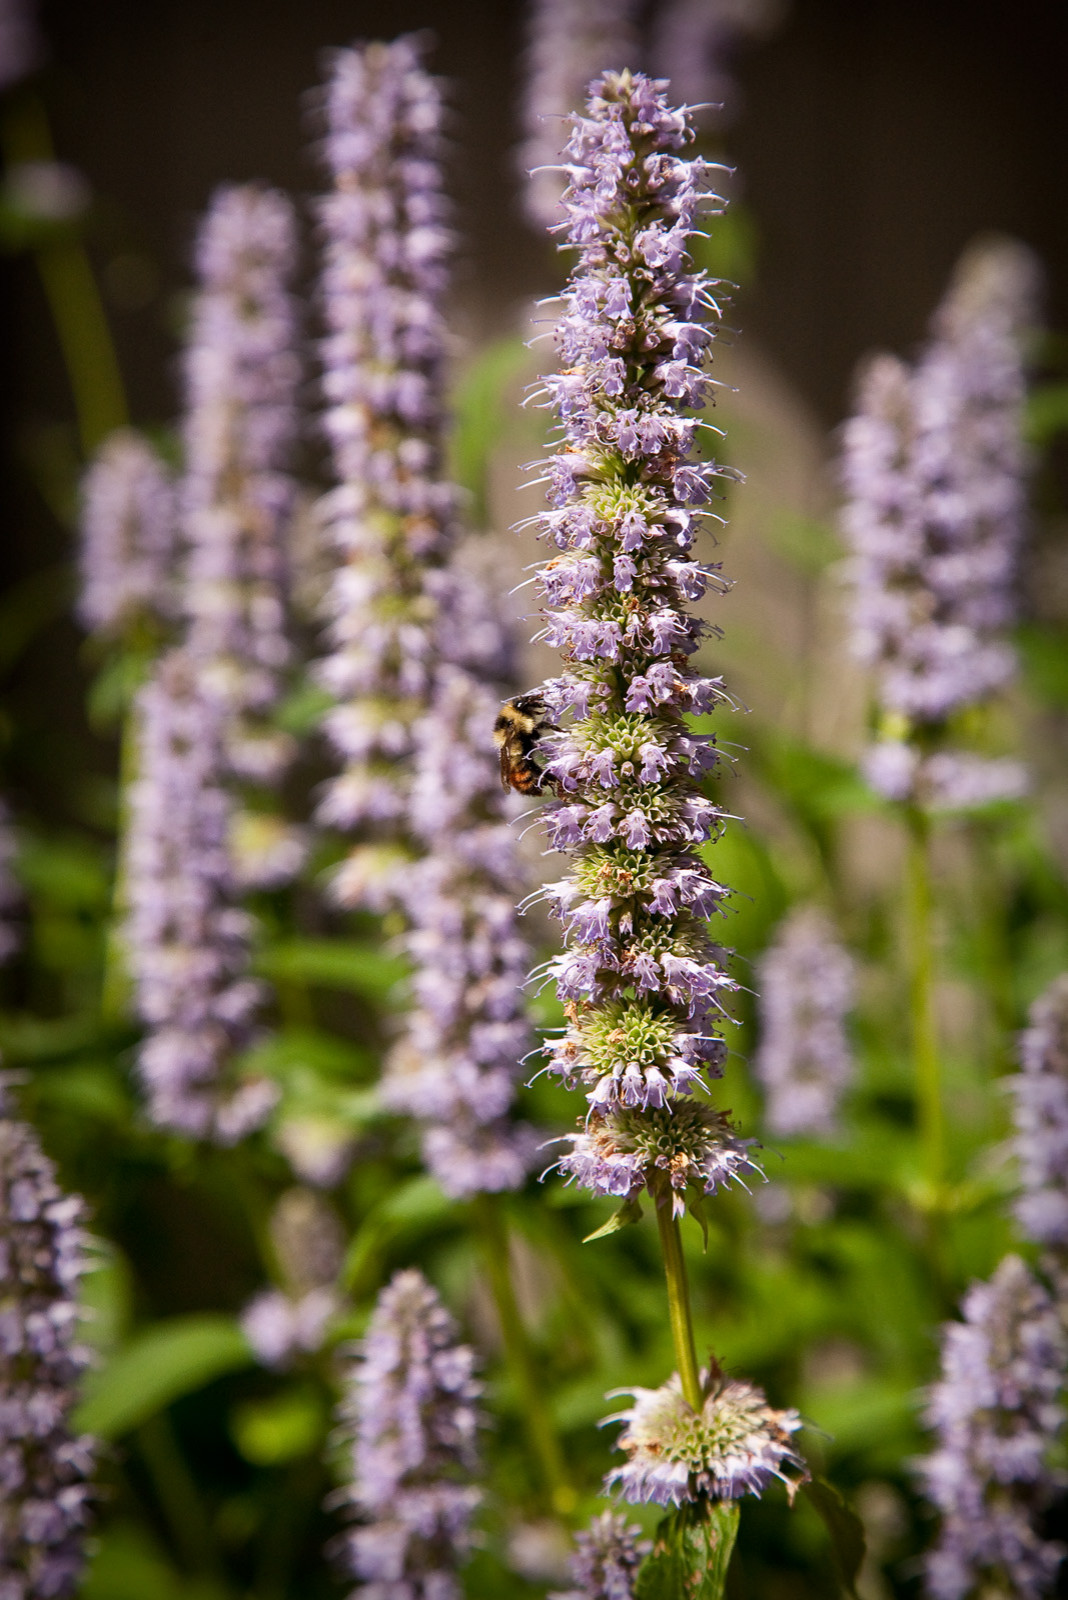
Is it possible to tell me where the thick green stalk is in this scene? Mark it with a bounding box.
[136,1412,222,1577]
[472,1193,575,1516]
[655,1196,703,1412]
[3,91,127,456]
[905,805,944,1193]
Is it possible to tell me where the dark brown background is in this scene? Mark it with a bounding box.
[3,0,1067,819]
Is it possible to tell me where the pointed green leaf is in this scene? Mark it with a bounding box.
[74,1315,253,1439]
[801,1477,867,1599]
[583,1196,643,1242]
[636,1502,740,1600]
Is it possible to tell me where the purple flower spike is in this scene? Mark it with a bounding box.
[1009,974,1068,1254]
[77,428,177,639]
[183,183,300,783]
[519,0,640,229]
[0,1083,96,1599]
[315,36,456,873]
[125,650,278,1143]
[841,238,1039,806]
[550,1510,650,1600]
[334,1269,483,1599]
[755,907,855,1140]
[525,71,738,1127]
[917,1255,1066,1600]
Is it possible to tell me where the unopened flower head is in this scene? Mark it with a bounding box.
[755,906,854,1139]
[77,428,177,639]
[550,1510,650,1600]
[519,0,640,229]
[554,1098,759,1216]
[0,797,20,964]
[917,1254,1066,1600]
[335,1269,483,1599]
[841,238,1038,805]
[605,1363,804,1507]
[0,1084,95,1599]
[315,36,457,860]
[526,70,738,1115]
[1009,973,1068,1254]
[124,649,277,1142]
[382,557,537,1197]
[183,183,300,781]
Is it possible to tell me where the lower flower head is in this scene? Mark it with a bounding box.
[605,1364,806,1507]
[554,1100,761,1216]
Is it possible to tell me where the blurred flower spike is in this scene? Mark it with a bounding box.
[0,1083,96,1600]
[334,1269,483,1598]
[1009,973,1068,1255]
[550,1509,650,1600]
[841,237,1039,809]
[605,1362,805,1507]
[917,1255,1066,1600]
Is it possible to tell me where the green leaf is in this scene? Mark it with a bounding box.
[230,1385,327,1465]
[74,1314,253,1439]
[448,337,531,524]
[255,938,407,1002]
[1025,381,1068,444]
[636,1502,741,1600]
[583,1196,643,1242]
[801,1477,867,1599]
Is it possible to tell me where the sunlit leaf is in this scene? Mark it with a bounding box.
[255,938,407,1001]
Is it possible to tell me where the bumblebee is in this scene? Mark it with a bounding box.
[493,693,554,795]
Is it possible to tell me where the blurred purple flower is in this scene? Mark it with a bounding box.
[334,1269,483,1599]
[519,0,640,229]
[755,906,854,1139]
[125,649,277,1142]
[525,70,738,1124]
[550,1510,650,1600]
[315,36,455,864]
[605,1364,804,1507]
[77,428,177,638]
[383,557,538,1197]
[917,1254,1066,1600]
[0,0,41,89]
[841,239,1039,805]
[1009,974,1068,1253]
[651,0,785,129]
[0,1084,95,1599]
[183,183,300,783]
[313,39,534,1194]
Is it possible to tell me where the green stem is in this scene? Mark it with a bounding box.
[905,806,944,1192]
[100,673,143,1024]
[35,237,128,454]
[472,1193,575,1516]
[3,90,127,456]
[136,1412,222,1577]
[655,1196,702,1412]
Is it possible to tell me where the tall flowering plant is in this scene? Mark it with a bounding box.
[524,69,804,1552]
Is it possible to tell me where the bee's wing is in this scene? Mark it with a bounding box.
[499,740,513,789]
